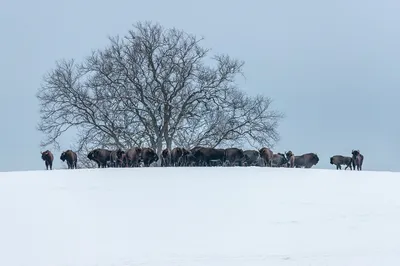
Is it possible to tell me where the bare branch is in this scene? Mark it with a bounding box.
[36,21,284,155]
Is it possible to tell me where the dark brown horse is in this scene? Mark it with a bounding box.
[352,150,364,171]
[124,147,142,167]
[271,153,288,167]
[141,148,159,167]
[41,150,54,170]
[109,148,125,167]
[192,147,225,166]
[243,150,260,166]
[285,151,295,168]
[259,147,273,166]
[60,150,77,169]
[286,151,319,168]
[87,148,112,168]
[330,155,352,170]
[224,148,245,166]
[161,148,171,167]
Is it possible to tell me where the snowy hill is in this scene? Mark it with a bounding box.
[0,167,399,266]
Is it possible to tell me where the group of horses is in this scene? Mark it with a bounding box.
[40,150,77,170]
[330,150,364,170]
[40,146,364,171]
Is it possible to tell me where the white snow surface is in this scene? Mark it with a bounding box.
[0,167,400,266]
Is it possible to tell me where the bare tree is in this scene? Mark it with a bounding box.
[174,90,282,149]
[37,21,283,155]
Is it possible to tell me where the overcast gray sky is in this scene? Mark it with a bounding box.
[1,0,398,172]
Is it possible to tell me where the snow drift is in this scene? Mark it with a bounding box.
[0,167,399,265]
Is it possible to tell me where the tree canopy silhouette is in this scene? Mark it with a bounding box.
[37,21,284,156]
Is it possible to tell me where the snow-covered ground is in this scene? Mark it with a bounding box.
[0,167,399,266]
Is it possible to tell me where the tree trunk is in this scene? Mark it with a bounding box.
[166,136,172,150]
[155,137,163,167]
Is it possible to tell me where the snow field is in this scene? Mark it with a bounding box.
[0,167,399,265]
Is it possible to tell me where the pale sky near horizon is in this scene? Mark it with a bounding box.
[1,0,398,172]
